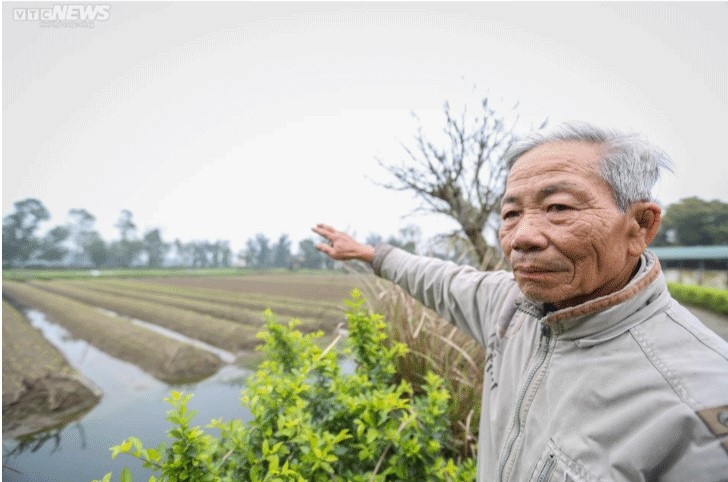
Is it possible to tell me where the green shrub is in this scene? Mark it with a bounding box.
[668,283,728,315]
[361,278,483,461]
[94,289,476,481]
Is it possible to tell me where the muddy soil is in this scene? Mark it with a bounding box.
[26,280,260,353]
[2,281,224,384]
[2,301,101,439]
[0,273,368,441]
[62,278,345,335]
[144,272,368,303]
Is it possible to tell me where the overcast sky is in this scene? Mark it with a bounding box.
[3,1,727,253]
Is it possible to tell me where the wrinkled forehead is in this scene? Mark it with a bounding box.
[504,141,612,201]
[508,141,606,173]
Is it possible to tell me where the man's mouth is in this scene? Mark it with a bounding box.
[513,264,556,273]
[511,262,567,279]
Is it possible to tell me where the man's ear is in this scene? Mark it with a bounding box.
[627,202,662,256]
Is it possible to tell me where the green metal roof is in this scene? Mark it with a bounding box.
[649,245,728,261]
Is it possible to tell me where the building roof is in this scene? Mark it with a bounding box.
[649,245,728,261]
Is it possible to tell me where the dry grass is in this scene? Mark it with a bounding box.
[361,278,484,460]
[351,247,507,461]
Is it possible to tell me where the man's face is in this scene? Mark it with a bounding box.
[498,141,638,309]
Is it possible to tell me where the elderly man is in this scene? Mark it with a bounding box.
[313,121,728,482]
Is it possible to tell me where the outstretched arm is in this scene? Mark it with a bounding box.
[312,224,375,263]
[314,223,510,346]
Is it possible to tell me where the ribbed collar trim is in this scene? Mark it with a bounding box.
[515,251,664,338]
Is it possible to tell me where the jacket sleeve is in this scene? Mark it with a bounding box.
[372,244,518,347]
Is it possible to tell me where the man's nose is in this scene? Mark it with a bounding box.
[509,214,548,252]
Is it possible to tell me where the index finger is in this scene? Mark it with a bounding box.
[312,224,336,238]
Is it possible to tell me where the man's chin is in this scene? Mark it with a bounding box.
[516,282,565,306]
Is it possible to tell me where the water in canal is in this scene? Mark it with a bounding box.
[2,310,254,482]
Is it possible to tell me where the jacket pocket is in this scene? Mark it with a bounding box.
[529,439,600,482]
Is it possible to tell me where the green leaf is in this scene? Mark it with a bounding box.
[120,467,133,482]
[96,293,478,480]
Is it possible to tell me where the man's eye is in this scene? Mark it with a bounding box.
[547,204,572,213]
[502,211,519,220]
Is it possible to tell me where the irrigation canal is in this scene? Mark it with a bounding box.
[2,310,254,482]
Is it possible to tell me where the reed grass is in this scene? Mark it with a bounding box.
[352,245,507,461]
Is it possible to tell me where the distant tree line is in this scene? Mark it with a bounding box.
[4,196,725,270]
[1,198,422,270]
[652,196,728,247]
[2,199,233,269]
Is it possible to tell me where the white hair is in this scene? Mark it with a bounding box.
[504,121,674,211]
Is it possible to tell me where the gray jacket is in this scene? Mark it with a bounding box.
[373,245,728,482]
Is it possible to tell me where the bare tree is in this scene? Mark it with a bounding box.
[378,97,538,269]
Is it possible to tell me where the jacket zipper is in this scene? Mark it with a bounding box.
[497,323,552,482]
[536,453,556,482]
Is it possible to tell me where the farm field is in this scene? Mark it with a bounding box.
[2,270,373,439]
[2,301,101,439]
[143,271,368,303]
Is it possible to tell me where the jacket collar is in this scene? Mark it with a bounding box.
[514,251,668,344]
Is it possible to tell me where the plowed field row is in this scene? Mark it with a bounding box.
[89,278,343,310]
[138,277,339,309]
[25,281,258,353]
[5,274,365,381]
[2,300,101,438]
[3,273,366,439]
[2,282,223,383]
[54,279,343,331]
[145,272,369,303]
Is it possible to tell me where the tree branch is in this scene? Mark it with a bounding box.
[376,94,542,266]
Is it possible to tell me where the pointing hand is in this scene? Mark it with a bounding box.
[312,224,375,262]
